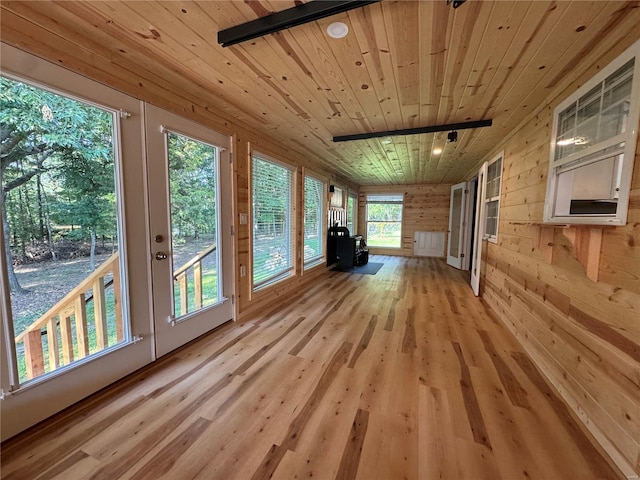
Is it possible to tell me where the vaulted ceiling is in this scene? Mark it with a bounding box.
[2,1,639,185]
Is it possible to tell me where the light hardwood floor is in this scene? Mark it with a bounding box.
[0,256,621,480]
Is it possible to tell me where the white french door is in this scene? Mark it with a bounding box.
[471,163,488,296]
[145,105,234,358]
[447,182,467,269]
[0,43,153,441]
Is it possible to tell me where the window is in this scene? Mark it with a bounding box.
[484,153,503,242]
[252,154,295,289]
[303,174,324,268]
[347,192,357,234]
[330,186,344,209]
[545,40,640,225]
[366,194,403,248]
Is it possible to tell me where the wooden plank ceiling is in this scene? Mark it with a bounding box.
[2,1,638,185]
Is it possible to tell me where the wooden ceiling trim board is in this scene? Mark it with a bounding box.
[500,2,639,132]
[472,1,560,122]
[249,24,364,135]
[475,1,591,125]
[81,1,275,128]
[363,139,396,184]
[427,1,494,181]
[4,1,113,64]
[482,1,603,120]
[129,0,291,125]
[438,0,494,125]
[542,1,635,89]
[449,1,527,125]
[375,1,413,132]
[286,19,377,132]
[162,2,334,137]
[348,4,404,131]
[315,17,388,133]
[388,1,420,122]
[48,1,275,131]
[308,20,385,136]
[427,0,451,129]
[456,0,571,177]
[0,12,202,123]
[464,2,640,180]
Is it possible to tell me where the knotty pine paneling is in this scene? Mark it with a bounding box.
[357,184,451,257]
[474,35,640,477]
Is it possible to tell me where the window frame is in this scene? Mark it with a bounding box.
[346,191,358,235]
[483,152,503,243]
[365,193,404,249]
[544,40,640,226]
[303,171,326,269]
[250,151,296,291]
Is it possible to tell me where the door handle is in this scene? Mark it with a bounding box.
[155,251,168,260]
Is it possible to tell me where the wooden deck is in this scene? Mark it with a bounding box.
[0,256,621,480]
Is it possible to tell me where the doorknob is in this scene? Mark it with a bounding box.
[155,252,168,260]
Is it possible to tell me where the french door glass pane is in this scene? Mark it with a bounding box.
[1,76,127,383]
[166,132,221,319]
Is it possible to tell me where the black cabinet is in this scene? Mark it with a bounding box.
[336,235,368,267]
[327,226,368,268]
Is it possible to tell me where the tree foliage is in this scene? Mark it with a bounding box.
[1,76,117,284]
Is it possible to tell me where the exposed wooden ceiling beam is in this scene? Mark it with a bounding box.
[218,0,381,47]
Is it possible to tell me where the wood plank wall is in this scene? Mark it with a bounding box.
[357,184,451,257]
[473,39,640,476]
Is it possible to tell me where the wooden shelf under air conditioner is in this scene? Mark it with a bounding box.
[509,222,614,282]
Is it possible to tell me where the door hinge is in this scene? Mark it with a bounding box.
[230,225,235,236]
[464,189,469,194]
[460,253,465,258]
[231,294,235,305]
[229,152,233,164]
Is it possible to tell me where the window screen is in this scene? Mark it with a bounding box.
[304,175,324,268]
[252,156,295,289]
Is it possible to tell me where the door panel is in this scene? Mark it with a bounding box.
[0,43,153,441]
[471,163,488,296]
[145,105,233,358]
[447,182,467,269]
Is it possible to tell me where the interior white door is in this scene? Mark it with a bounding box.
[447,182,467,269]
[145,105,234,358]
[471,163,488,296]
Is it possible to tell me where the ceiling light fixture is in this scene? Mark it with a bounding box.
[381,139,392,144]
[447,131,458,143]
[327,22,349,39]
[433,148,443,155]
